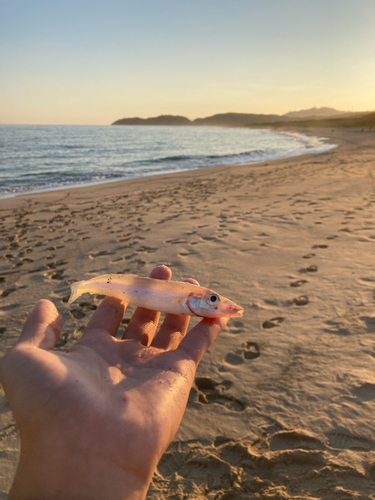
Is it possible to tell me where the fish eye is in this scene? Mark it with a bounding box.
[208,293,219,303]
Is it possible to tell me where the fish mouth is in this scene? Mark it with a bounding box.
[230,306,244,317]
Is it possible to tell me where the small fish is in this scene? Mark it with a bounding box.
[68,274,243,318]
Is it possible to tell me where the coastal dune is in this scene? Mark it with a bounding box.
[1,128,375,499]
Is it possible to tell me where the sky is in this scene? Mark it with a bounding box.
[0,0,374,125]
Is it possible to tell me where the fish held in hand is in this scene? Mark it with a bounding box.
[68,274,243,318]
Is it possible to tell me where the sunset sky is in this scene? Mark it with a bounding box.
[1,0,374,125]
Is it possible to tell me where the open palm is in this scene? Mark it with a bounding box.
[0,266,228,500]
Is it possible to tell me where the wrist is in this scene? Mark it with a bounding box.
[9,436,152,500]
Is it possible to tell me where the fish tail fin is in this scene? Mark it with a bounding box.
[68,280,84,304]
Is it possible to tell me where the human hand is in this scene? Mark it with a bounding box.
[0,265,228,500]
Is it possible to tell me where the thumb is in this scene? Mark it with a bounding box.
[18,300,62,350]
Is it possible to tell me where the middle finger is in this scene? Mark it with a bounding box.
[121,265,172,345]
[151,278,199,351]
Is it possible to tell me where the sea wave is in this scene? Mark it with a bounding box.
[0,125,337,198]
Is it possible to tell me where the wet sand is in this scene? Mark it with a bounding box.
[1,128,375,499]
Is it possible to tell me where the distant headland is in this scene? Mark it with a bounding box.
[112,108,375,129]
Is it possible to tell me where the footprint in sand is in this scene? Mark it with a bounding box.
[226,319,245,335]
[46,259,67,270]
[49,269,66,280]
[90,250,115,258]
[29,265,48,274]
[133,259,146,267]
[301,265,318,273]
[262,317,284,329]
[111,256,124,263]
[293,296,309,306]
[178,251,193,257]
[191,377,246,412]
[69,308,86,320]
[124,253,136,261]
[55,331,69,348]
[200,236,218,241]
[224,352,244,365]
[327,431,371,451]
[243,341,261,359]
[225,340,262,365]
[1,285,17,298]
[166,238,188,244]
[78,301,97,311]
[352,381,375,401]
[136,245,157,253]
[290,279,308,287]
[302,253,315,259]
[115,268,132,274]
[270,430,324,451]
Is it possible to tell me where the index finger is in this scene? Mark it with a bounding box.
[177,316,228,365]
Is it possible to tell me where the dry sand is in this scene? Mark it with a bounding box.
[1,128,375,499]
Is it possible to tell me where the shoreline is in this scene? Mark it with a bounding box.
[1,126,375,498]
[0,127,337,202]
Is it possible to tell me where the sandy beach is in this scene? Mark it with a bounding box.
[1,127,375,499]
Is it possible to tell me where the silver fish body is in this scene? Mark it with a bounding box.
[68,274,243,318]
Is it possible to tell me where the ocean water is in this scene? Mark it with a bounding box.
[0,125,336,198]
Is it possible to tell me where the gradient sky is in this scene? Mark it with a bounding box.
[1,0,374,125]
